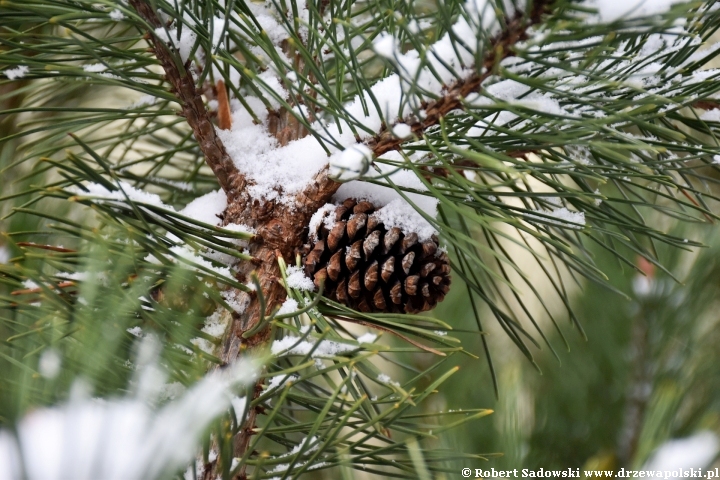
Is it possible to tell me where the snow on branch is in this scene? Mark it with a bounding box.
[3,65,29,80]
[525,207,587,230]
[284,266,315,291]
[271,335,357,358]
[209,0,553,244]
[69,183,254,238]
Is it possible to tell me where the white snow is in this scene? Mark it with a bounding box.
[256,70,289,110]
[277,298,299,316]
[164,245,234,281]
[377,373,400,387]
[392,123,413,138]
[329,144,373,181]
[154,26,197,63]
[74,182,249,239]
[372,198,437,242]
[73,184,248,272]
[38,349,62,379]
[127,326,144,337]
[231,396,247,419]
[373,33,398,59]
[83,63,107,73]
[0,245,9,264]
[266,374,298,391]
[4,65,28,80]
[145,243,229,279]
[221,289,249,314]
[0,358,256,480]
[333,150,439,241]
[243,3,288,46]
[307,204,337,241]
[271,335,356,358]
[71,181,166,207]
[642,431,720,475]
[209,15,228,50]
[547,207,586,227]
[466,78,571,118]
[701,109,720,122]
[285,265,315,291]
[526,207,586,230]
[216,97,326,203]
[177,189,253,256]
[129,95,157,109]
[109,9,125,21]
[356,332,378,344]
[278,436,320,458]
[191,309,231,354]
[178,189,227,226]
[589,0,681,23]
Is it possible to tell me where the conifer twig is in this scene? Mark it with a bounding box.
[128,0,242,197]
[368,1,551,158]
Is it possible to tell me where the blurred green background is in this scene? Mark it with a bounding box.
[419,218,720,474]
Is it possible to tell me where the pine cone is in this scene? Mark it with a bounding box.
[303,198,451,314]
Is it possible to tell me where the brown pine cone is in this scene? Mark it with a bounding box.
[303,198,451,314]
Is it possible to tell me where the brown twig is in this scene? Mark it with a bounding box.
[216,80,233,130]
[693,100,720,111]
[15,242,76,253]
[11,281,76,296]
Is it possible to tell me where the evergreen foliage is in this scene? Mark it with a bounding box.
[1,0,720,478]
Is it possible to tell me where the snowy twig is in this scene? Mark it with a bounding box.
[368,1,552,159]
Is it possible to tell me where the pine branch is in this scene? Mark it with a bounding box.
[129,1,557,474]
[232,12,562,480]
[128,0,242,197]
[368,0,552,158]
[123,4,350,476]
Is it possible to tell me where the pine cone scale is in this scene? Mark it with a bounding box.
[347,213,366,240]
[364,230,380,258]
[401,232,417,253]
[381,257,394,283]
[328,221,346,251]
[364,261,378,290]
[327,251,342,281]
[348,271,362,298]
